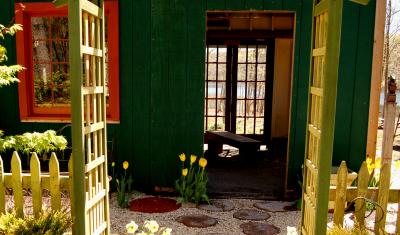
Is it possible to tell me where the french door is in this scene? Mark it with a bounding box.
[204,41,274,141]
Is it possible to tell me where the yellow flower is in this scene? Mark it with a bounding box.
[395,160,400,170]
[199,157,207,168]
[190,155,197,165]
[111,162,115,167]
[182,168,188,177]
[367,163,375,175]
[366,157,372,166]
[375,157,382,169]
[123,161,129,170]
[179,153,186,162]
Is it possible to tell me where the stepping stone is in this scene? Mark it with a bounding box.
[176,214,218,228]
[213,200,235,211]
[240,222,280,235]
[233,209,271,221]
[197,200,235,212]
[253,201,293,212]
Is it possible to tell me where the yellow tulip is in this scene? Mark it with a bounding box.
[375,157,382,169]
[199,157,207,168]
[367,163,375,175]
[123,161,129,170]
[179,153,186,162]
[366,157,372,165]
[111,162,115,167]
[190,155,197,165]
[395,160,400,170]
[182,168,188,177]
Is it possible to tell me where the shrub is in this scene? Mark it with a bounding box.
[0,209,72,235]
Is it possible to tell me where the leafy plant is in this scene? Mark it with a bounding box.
[0,130,67,158]
[0,23,24,88]
[115,161,133,208]
[0,209,72,235]
[175,153,209,205]
[125,220,172,235]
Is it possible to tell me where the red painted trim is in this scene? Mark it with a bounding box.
[15,2,120,122]
[106,1,120,121]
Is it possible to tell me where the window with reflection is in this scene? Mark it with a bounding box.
[15,2,119,121]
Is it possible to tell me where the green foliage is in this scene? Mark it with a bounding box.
[114,161,133,208]
[0,24,24,88]
[175,154,209,205]
[0,209,72,235]
[0,130,68,155]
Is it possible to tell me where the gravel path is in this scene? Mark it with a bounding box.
[109,194,301,235]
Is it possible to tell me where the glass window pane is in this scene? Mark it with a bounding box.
[31,17,50,40]
[217,46,227,62]
[246,82,256,99]
[34,64,51,106]
[207,64,216,80]
[246,100,255,117]
[256,100,265,117]
[208,47,218,62]
[257,64,266,81]
[207,81,217,98]
[207,117,216,131]
[51,17,68,39]
[248,46,256,63]
[236,100,245,117]
[238,46,247,63]
[217,82,226,98]
[52,41,69,62]
[236,118,244,134]
[216,117,225,130]
[217,64,226,81]
[237,64,246,81]
[207,99,216,116]
[255,118,264,134]
[245,118,255,134]
[256,82,265,99]
[247,64,256,81]
[217,99,225,116]
[237,82,246,99]
[258,47,267,62]
[33,41,51,62]
[53,64,69,75]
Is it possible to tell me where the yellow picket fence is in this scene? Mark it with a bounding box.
[0,151,71,218]
[329,161,400,234]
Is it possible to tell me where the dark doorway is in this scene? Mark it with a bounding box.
[204,11,295,199]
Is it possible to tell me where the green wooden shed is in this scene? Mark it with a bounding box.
[0,0,376,194]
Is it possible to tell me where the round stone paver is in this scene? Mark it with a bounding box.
[176,214,218,228]
[213,200,235,211]
[253,201,293,212]
[197,200,235,212]
[240,222,280,235]
[233,209,271,221]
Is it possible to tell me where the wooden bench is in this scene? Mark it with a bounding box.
[205,131,262,157]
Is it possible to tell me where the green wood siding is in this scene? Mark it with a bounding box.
[0,0,376,190]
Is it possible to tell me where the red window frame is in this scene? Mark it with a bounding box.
[15,1,120,122]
